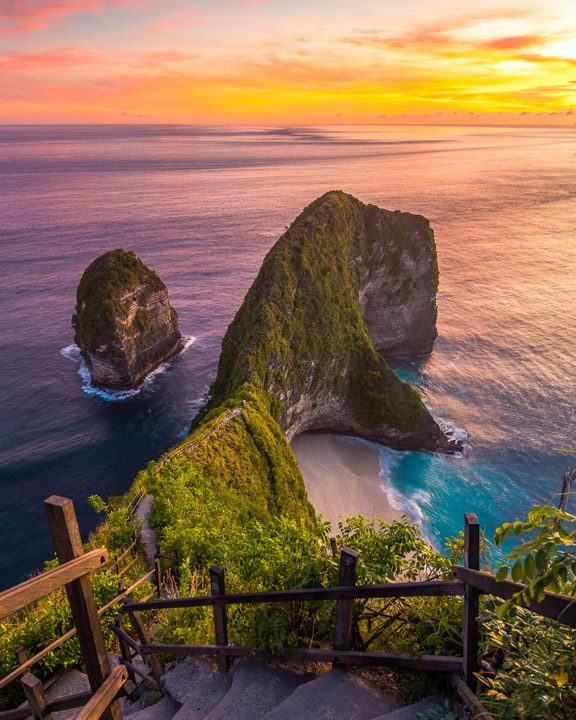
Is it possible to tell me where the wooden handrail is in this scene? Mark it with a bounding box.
[452,675,495,720]
[74,665,128,720]
[0,570,155,690]
[139,643,463,672]
[124,579,463,612]
[0,549,108,621]
[452,567,576,627]
[108,540,137,573]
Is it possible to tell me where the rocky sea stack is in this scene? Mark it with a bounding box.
[73,249,183,390]
[212,190,445,451]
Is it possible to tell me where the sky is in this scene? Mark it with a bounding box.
[1,0,576,125]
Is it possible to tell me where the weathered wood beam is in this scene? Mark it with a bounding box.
[74,665,128,720]
[44,496,120,720]
[20,674,51,720]
[139,643,463,672]
[0,569,154,691]
[125,580,464,612]
[452,566,576,627]
[333,548,358,655]
[123,598,163,681]
[452,675,496,720]
[0,550,107,621]
[463,513,480,689]
[210,566,230,672]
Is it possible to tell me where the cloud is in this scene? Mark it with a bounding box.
[0,45,201,74]
[482,34,542,50]
[0,0,146,36]
[0,0,101,35]
[0,46,97,72]
[148,6,207,34]
[344,9,532,52]
[517,52,576,66]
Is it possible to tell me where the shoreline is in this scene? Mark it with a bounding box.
[291,432,402,530]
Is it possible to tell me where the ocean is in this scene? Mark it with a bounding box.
[1,124,574,588]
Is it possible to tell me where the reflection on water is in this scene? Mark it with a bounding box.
[0,124,574,586]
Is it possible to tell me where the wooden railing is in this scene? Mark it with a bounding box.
[114,512,576,720]
[0,497,136,720]
[0,490,161,699]
[3,502,575,720]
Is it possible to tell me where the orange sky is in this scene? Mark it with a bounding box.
[1,0,576,125]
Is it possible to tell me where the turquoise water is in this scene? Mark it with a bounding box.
[0,124,574,586]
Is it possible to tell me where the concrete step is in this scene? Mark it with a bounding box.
[371,695,448,720]
[161,659,231,720]
[201,659,312,720]
[44,670,90,720]
[128,695,179,720]
[262,669,398,720]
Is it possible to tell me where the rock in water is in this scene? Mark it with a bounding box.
[72,249,183,390]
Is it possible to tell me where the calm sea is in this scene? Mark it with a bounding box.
[1,124,574,588]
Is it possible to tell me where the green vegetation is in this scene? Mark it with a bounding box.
[72,249,165,356]
[0,483,153,710]
[477,503,576,719]
[141,455,462,656]
[211,191,436,441]
[133,308,149,333]
[479,604,576,720]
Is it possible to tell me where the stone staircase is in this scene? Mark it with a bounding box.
[125,658,455,720]
[45,657,457,720]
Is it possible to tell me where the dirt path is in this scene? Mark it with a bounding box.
[134,494,157,569]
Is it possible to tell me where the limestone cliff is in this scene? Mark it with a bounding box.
[135,191,450,545]
[210,191,445,451]
[73,249,183,390]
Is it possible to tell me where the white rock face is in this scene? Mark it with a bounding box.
[360,223,438,356]
[85,285,182,389]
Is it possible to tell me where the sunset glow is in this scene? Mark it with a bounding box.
[2,0,576,125]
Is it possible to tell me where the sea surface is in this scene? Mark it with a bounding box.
[1,124,574,588]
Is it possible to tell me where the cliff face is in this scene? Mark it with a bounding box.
[360,205,438,357]
[73,250,183,390]
[132,192,449,547]
[211,191,444,451]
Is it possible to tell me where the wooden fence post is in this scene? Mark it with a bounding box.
[15,647,28,666]
[44,496,121,720]
[333,548,358,655]
[21,673,51,720]
[123,598,164,681]
[463,513,480,690]
[330,538,338,558]
[154,556,162,598]
[114,616,137,688]
[210,566,230,672]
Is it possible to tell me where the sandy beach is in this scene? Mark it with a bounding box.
[291,433,401,530]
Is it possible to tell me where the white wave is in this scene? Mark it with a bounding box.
[59,336,197,401]
[377,459,425,524]
[341,435,428,529]
[439,419,469,442]
[373,446,440,547]
[60,344,82,362]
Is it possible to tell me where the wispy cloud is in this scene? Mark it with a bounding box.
[0,0,101,35]
[148,6,207,34]
[1,2,575,123]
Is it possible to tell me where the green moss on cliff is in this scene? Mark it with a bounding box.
[72,249,164,355]
[141,191,439,566]
[211,190,435,436]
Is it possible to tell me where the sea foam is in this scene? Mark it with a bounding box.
[60,336,196,401]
